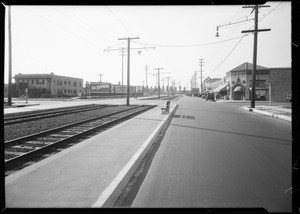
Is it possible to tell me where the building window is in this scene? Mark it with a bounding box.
[42,79,45,84]
[54,80,56,83]
[69,81,70,85]
[32,80,34,84]
[74,82,77,87]
[74,90,77,94]
[79,83,81,87]
[57,81,62,86]
[36,80,38,84]
[65,90,67,93]
[64,81,67,85]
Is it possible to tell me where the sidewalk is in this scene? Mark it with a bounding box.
[241,105,291,122]
[214,99,291,122]
[5,101,178,208]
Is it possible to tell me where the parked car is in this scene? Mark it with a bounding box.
[205,93,215,101]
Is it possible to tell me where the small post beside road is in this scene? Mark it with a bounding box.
[268,84,272,106]
[25,88,28,104]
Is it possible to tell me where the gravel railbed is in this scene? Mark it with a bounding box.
[4,105,133,141]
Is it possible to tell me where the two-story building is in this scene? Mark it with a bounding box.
[13,73,83,96]
[224,62,291,101]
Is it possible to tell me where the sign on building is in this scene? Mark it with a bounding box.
[90,83,111,94]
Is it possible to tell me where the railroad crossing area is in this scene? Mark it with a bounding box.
[4,98,178,207]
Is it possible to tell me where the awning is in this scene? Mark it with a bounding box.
[234,86,243,92]
[213,84,227,93]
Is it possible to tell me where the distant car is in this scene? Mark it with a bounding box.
[205,93,215,101]
[287,92,292,102]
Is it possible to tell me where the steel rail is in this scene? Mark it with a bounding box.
[5,105,155,170]
[4,104,117,125]
[4,104,96,119]
[5,105,140,148]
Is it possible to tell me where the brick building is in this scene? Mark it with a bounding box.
[269,68,292,102]
[223,62,291,101]
[13,73,83,96]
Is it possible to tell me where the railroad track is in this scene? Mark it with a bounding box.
[5,105,156,172]
[4,104,116,125]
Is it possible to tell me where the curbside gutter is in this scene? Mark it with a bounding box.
[92,104,179,207]
[241,106,291,122]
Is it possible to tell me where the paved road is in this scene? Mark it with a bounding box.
[126,96,292,212]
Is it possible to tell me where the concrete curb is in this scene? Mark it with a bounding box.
[241,106,291,122]
[92,104,179,207]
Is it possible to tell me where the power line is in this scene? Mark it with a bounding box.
[132,35,249,48]
[69,6,116,40]
[212,35,247,74]
[106,6,134,37]
[25,7,101,50]
[211,3,281,74]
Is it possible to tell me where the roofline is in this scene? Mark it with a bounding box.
[13,73,83,80]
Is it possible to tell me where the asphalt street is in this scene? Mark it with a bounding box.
[120,96,292,212]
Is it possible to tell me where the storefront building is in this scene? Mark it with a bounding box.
[224,62,291,101]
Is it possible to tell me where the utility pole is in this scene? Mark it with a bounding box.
[242,4,270,108]
[7,5,12,106]
[194,71,197,89]
[199,59,204,95]
[154,68,164,99]
[121,47,125,97]
[99,74,103,83]
[165,77,171,97]
[145,65,149,95]
[104,44,154,102]
[104,46,126,97]
[117,37,139,106]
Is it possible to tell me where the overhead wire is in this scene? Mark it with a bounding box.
[132,35,249,48]
[24,7,101,51]
[69,6,116,40]
[51,6,102,47]
[211,2,283,74]
[105,6,134,37]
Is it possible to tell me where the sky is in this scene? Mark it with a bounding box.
[4,3,291,89]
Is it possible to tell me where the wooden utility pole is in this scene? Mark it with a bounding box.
[154,68,164,99]
[7,5,12,105]
[145,65,149,95]
[165,77,171,97]
[242,4,270,108]
[104,43,154,102]
[199,59,204,95]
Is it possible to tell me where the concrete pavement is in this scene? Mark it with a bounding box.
[5,98,178,207]
[129,96,291,212]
